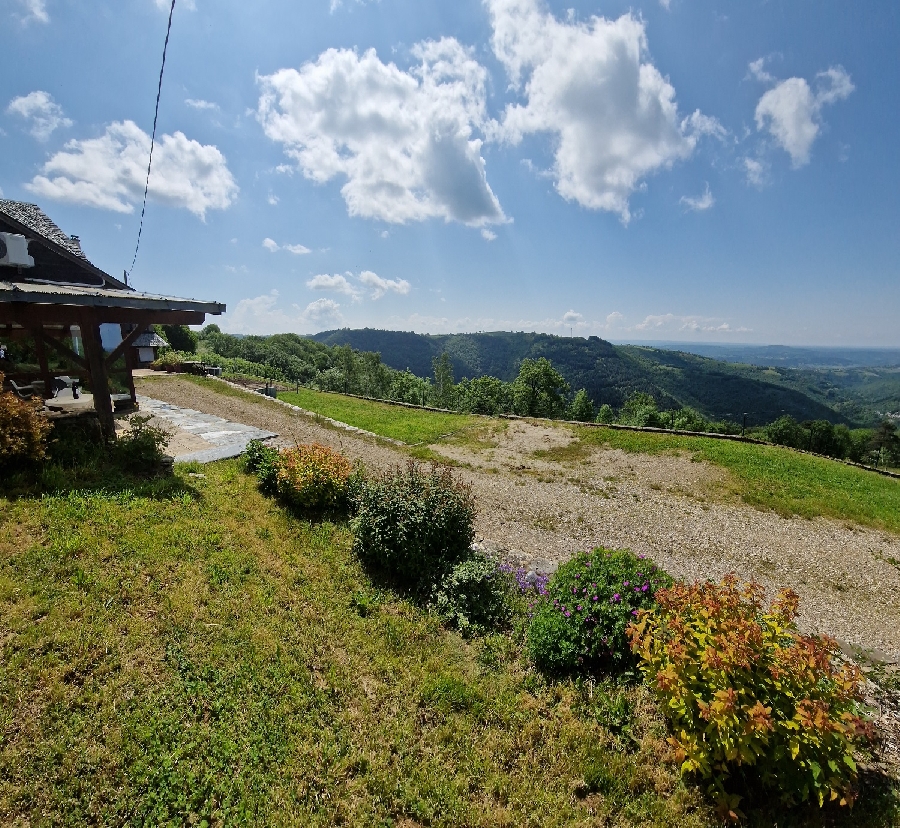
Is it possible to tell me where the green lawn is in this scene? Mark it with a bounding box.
[578,427,900,534]
[278,388,480,445]
[0,461,713,827]
[2,459,898,825]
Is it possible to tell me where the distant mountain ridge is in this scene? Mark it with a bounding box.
[311,328,854,426]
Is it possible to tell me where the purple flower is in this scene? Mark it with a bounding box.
[632,610,639,616]
[642,584,649,592]
[611,593,621,602]
[565,611,571,617]
[592,596,598,601]
[623,581,630,587]
[572,587,577,595]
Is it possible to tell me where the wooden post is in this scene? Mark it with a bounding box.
[120,324,138,407]
[81,314,115,441]
[32,327,54,398]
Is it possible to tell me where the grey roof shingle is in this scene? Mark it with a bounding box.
[133,331,169,348]
[0,199,89,261]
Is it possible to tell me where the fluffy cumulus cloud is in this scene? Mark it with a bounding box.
[680,182,714,211]
[307,273,359,297]
[226,290,343,335]
[753,62,854,167]
[303,297,343,325]
[487,0,721,222]
[25,120,238,218]
[307,270,410,301]
[358,270,410,299]
[262,237,310,254]
[7,91,72,141]
[256,39,505,227]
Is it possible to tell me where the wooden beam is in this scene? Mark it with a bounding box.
[0,304,207,326]
[39,329,90,372]
[80,311,115,441]
[104,323,148,368]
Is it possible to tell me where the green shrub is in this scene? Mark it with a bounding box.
[527,547,671,675]
[628,576,873,817]
[110,414,171,475]
[430,553,512,636]
[351,462,475,589]
[0,371,52,467]
[275,443,353,511]
[244,438,280,495]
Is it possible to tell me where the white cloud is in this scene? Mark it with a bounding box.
[267,193,279,205]
[562,310,584,326]
[307,273,359,297]
[7,91,72,141]
[155,0,194,10]
[185,98,219,112]
[659,0,671,9]
[753,64,854,167]
[359,270,410,299]
[256,38,506,227]
[747,57,774,84]
[605,311,625,328]
[15,0,48,24]
[226,290,304,335]
[481,228,497,241]
[262,237,310,254]
[488,0,720,222]
[742,157,767,187]
[680,182,714,211]
[26,120,237,218]
[634,313,750,334]
[303,297,343,326]
[329,0,377,14]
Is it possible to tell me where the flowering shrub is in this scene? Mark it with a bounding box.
[352,462,475,588]
[0,371,52,466]
[527,547,671,675]
[628,576,873,816]
[275,442,353,510]
[430,554,512,637]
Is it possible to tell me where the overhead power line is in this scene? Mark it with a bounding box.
[127,0,176,283]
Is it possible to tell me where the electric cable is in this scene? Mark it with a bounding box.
[127,0,176,282]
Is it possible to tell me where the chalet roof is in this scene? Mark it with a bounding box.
[0,200,89,261]
[133,331,169,348]
[0,199,125,289]
[0,279,225,315]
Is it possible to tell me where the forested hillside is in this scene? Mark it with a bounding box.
[312,329,850,425]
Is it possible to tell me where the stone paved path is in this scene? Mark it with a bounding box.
[136,395,277,463]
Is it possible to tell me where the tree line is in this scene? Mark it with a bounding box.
[157,326,899,469]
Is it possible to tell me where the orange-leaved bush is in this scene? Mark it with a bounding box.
[275,442,353,510]
[628,576,872,817]
[0,371,52,466]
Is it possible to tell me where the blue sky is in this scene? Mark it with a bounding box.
[3,0,898,345]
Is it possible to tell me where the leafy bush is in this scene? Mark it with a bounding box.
[527,547,671,675]
[0,371,52,466]
[275,442,353,510]
[110,414,171,474]
[149,350,197,372]
[430,553,512,636]
[244,438,280,495]
[352,461,475,588]
[628,576,873,816]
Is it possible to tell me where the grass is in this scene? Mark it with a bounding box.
[576,427,900,534]
[277,388,480,445]
[1,454,897,825]
[0,461,709,827]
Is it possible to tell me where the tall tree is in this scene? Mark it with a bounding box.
[513,357,569,418]
[432,352,455,409]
